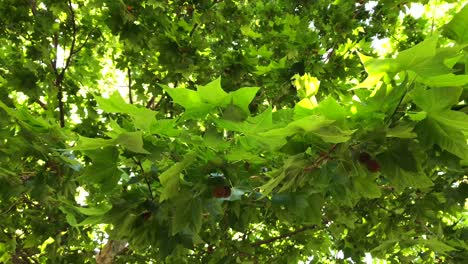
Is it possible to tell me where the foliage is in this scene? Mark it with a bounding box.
[1,0,468,263]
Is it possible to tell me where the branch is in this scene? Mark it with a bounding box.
[127,66,133,104]
[96,240,127,264]
[57,82,65,127]
[35,99,48,110]
[251,225,316,247]
[55,0,78,127]
[61,0,77,75]
[189,23,198,37]
[30,0,37,16]
[132,157,154,201]
[303,144,337,172]
[71,30,92,55]
[145,95,155,109]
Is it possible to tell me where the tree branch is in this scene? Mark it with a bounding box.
[145,95,155,109]
[251,225,316,247]
[127,66,133,104]
[55,0,79,127]
[62,0,77,75]
[303,144,337,172]
[71,30,92,55]
[96,240,127,264]
[35,99,48,110]
[30,0,37,16]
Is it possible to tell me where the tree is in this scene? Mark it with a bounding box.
[1,0,468,263]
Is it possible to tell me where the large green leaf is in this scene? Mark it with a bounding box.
[421,73,468,87]
[260,115,334,138]
[431,110,468,132]
[312,126,356,143]
[160,84,212,115]
[94,91,156,130]
[116,131,150,154]
[215,107,273,133]
[416,118,468,160]
[0,100,52,132]
[443,4,468,44]
[79,147,122,192]
[73,136,115,150]
[397,35,438,71]
[410,86,462,112]
[159,152,196,202]
[197,77,228,105]
[226,86,260,114]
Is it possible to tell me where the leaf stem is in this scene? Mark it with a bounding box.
[133,157,154,201]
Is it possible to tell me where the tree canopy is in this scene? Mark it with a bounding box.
[1,0,468,263]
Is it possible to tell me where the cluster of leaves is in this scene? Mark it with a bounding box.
[0,0,468,263]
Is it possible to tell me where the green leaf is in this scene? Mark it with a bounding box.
[226,147,265,164]
[95,91,156,130]
[73,136,116,150]
[190,198,202,233]
[306,194,324,224]
[0,100,52,132]
[397,35,438,71]
[116,131,150,154]
[357,52,399,74]
[431,110,468,132]
[386,123,417,138]
[410,86,462,112]
[416,118,468,160]
[221,103,248,122]
[94,91,130,112]
[260,115,334,138]
[353,175,381,199]
[160,84,212,115]
[172,196,202,235]
[79,147,122,192]
[379,146,433,191]
[149,119,181,137]
[317,97,347,121]
[255,57,287,75]
[261,169,287,197]
[294,98,316,119]
[73,203,112,216]
[159,152,196,202]
[227,87,260,114]
[312,126,356,143]
[443,4,468,44]
[421,73,468,87]
[422,239,457,254]
[197,77,228,105]
[216,107,273,133]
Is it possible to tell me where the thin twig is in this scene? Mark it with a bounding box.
[71,31,93,55]
[0,195,26,215]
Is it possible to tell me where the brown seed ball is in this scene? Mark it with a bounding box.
[366,159,381,172]
[212,186,231,198]
[359,152,372,163]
